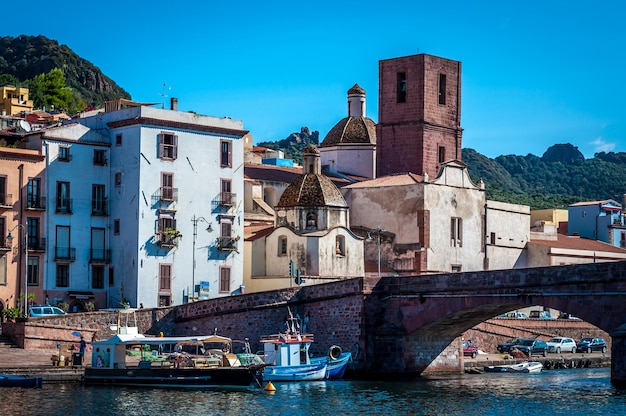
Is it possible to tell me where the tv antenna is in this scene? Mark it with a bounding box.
[158,81,171,109]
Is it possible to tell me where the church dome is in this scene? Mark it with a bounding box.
[320,116,377,147]
[276,174,348,208]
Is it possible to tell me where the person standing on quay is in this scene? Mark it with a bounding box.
[79,336,87,364]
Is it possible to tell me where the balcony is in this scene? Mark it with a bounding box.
[220,192,236,207]
[91,199,109,216]
[151,187,178,205]
[26,196,46,210]
[28,237,46,252]
[90,249,111,263]
[217,236,239,252]
[54,246,76,261]
[0,194,12,209]
[0,239,10,251]
[156,231,180,248]
[55,198,73,214]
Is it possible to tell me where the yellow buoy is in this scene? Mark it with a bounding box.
[264,381,276,391]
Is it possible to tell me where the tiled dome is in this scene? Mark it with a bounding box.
[348,84,366,95]
[276,174,348,208]
[320,116,377,147]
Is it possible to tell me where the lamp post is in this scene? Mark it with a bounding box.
[367,227,384,277]
[7,224,28,316]
[191,215,212,303]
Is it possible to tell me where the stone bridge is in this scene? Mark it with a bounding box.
[10,260,626,388]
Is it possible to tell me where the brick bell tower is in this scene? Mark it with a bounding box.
[376,53,463,178]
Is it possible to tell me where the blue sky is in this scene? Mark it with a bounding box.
[4,1,625,159]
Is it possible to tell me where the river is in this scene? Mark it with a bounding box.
[1,368,624,415]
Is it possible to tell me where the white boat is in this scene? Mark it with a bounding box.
[484,361,543,373]
[259,313,327,382]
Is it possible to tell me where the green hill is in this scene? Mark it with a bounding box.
[0,35,130,110]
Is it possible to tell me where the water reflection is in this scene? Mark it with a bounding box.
[0,368,624,416]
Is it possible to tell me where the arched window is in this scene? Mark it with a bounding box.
[335,235,345,256]
[306,212,317,229]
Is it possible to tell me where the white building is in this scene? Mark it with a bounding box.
[39,99,246,308]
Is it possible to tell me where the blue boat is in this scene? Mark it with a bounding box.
[310,347,352,379]
[0,374,43,388]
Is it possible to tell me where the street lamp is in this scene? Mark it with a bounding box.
[6,224,28,316]
[367,227,385,277]
[191,215,212,302]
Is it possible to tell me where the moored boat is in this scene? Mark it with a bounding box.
[259,312,327,382]
[484,361,543,373]
[83,309,264,388]
[310,346,352,379]
[0,374,43,388]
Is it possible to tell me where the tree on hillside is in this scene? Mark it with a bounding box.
[27,68,75,113]
[0,73,21,86]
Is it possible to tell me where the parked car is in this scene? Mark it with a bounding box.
[29,305,67,317]
[462,341,479,359]
[558,312,581,320]
[499,312,528,319]
[546,337,577,353]
[529,310,555,320]
[514,338,548,357]
[576,337,607,353]
[497,337,524,353]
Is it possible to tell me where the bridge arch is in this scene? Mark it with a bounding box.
[364,261,626,387]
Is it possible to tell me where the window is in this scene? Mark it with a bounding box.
[278,236,287,256]
[161,173,174,201]
[490,232,496,245]
[438,73,447,105]
[306,212,317,229]
[221,179,233,205]
[27,178,42,209]
[0,256,6,285]
[219,267,231,293]
[115,134,122,146]
[159,295,170,307]
[335,235,345,256]
[59,146,70,162]
[55,225,71,259]
[56,181,71,213]
[27,256,39,285]
[451,264,462,272]
[158,132,178,160]
[91,227,106,261]
[56,264,69,287]
[0,217,5,249]
[438,146,446,163]
[93,149,107,166]
[450,217,463,247]
[92,265,104,289]
[220,140,232,167]
[92,184,107,216]
[114,219,120,235]
[397,72,407,103]
[0,176,7,206]
[115,172,122,187]
[27,217,39,249]
[159,264,172,290]
[108,267,114,287]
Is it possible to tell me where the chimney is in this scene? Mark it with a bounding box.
[170,97,178,111]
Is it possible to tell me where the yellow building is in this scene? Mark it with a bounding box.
[530,209,568,229]
[0,85,34,116]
